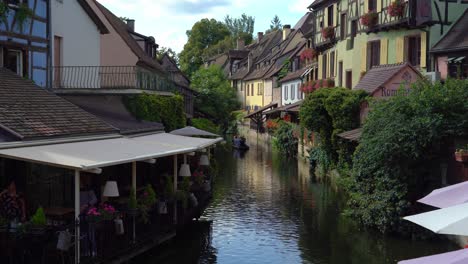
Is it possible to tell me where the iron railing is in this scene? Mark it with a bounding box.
[51,66,176,92]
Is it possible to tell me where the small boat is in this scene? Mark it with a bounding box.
[233,137,249,151]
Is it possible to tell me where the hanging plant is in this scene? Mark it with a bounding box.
[360,10,378,27]
[0,2,9,26]
[321,26,335,40]
[300,48,317,62]
[388,0,405,17]
[15,3,33,32]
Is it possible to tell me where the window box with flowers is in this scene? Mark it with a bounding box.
[455,146,468,163]
[266,119,280,134]
[321,26,335,40]
[86,204,117,224]
[302,79,335,94]
[300,48,317,62]
[388,0,405,17]
[360,10,378,28]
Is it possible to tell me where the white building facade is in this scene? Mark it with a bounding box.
[281,79,303,106]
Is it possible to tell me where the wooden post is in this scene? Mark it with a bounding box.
[173,155,178,224]
[74,170,80,264]
[132,161,136,243]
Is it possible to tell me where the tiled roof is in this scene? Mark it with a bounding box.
[431,9,468,53]
[280,67,308,83]
[0,68,117,141]
[95,1,166,73]
[78,0,109,34]
[293,12,314,35]
[354,63,414,94]
[160,54,190,88]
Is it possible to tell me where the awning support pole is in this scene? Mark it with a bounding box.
[74,170,80,264]
[132,161,136,243]
[173,155,178,224]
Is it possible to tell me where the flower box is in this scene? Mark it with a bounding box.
[388,0,405,17]
[321,26,335,40]
[360,11,378,27]
[300,48,317,61]
[455,152,468,162]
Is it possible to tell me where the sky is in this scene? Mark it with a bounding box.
[99,0,312,53]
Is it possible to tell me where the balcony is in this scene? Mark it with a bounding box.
[313,27,338,51]
[365,0,431,33]
[51,66,176,94]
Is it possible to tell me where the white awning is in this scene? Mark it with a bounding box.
[0,133,222,170]
[170,126,219,137]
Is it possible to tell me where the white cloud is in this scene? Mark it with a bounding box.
[97,0,307,53]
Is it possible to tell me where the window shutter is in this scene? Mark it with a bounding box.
[396,37,405,63]
[361,45,367,72]
[421,32,427,68]
[377,0,382,12]
[318,55,323,79]
[364,0,369,13]
[333,4,338,26]
[380,38,388,65]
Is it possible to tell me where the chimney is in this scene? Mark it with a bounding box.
[257,32,264,43]
[282,24,291,41]
[237,37,245,50]
[126,19,135,32]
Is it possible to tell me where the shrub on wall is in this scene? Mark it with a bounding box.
[300,87,367,165]
[192,118,220,134]
[124,93,186,132]
[273,121,298,157]
[343,79,468,233]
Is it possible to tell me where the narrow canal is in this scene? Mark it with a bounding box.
[135,131,456,264]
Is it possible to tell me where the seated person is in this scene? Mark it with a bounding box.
[0,180,26,222]
[233,135,241,148]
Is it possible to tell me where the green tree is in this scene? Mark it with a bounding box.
[266,15,282,33]
[157,46,179,66]
[191,65,240,133]
[224,13,255,45]
[179,19,230,78]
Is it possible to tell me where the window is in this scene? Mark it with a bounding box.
[368,0,377,11]
[257,83,263,95]
[284,85,289,100]
[4,49,23,76]
[297,84,302,100]
[338,61,343,87]
[291,84,295,100]
[330,51,335,77]
[327,5,334,27]
[406,35,421,67]
[340,13,347,40]
[345,70,352,89]
[322,53,327,79]
[367,40,380,69]
[251,84,254,96]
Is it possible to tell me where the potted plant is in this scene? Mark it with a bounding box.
[29,207,47,235]
[360,10,378,27]
[321,26,335,40]
[455,146,468,162]
[388,0,405,17]
[138,184,157,223]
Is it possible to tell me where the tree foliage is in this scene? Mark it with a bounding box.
[179,19,230,78]
[192,118,220,134]
[300,87,367,164]
[224,13,255,45]
[344,79,468,233]
[191,65,240,133]
[157,46,179,66]
[266,15,282,33]
[124,93,186,132]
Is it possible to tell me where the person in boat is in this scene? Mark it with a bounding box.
[233,135,241,148]
[0,180,26,222]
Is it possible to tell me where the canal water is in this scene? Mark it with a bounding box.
[135,131,457,264]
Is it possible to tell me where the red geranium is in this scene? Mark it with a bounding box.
[321,26,335,40]
[360,10,378,27]
[388,0,405,17]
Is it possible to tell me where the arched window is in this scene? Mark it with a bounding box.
[291,84,295,100]
[284,85,289,100]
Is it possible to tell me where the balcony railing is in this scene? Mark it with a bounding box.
[51,66,176,92]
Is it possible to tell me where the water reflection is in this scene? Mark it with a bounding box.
[134,130,456,264]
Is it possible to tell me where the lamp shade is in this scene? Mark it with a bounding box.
[199,155,210,166]
[103,181,119,197]
[179,164,191,177]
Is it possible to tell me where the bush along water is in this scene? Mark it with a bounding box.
[273,121,298,158]
[342,79,468,234]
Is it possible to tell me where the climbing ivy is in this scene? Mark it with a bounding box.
[124,93,186,132]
